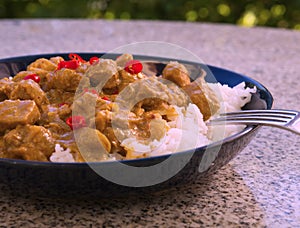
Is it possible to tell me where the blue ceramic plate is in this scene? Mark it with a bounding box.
[0,53,273,198]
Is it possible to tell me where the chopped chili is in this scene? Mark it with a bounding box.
[101,96,110,101]
[124,60,143,74]
[57,60,80,70]
[58,102,68,107]
[23,73,40,84]
[89,56,100,65]
[83,88,98,95]
[66,116,87,130]
[69,53,86,63]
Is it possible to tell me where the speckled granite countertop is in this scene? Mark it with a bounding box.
[0,19,299,227]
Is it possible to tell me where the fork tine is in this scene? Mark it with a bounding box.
[222,113,293,120]
[221,109,298,118]
[209,109,300,135]
[211,109,297,126]
[214,115,290,123]
[210,119,286,126]
[220,113,294,121]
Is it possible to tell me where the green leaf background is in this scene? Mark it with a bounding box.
[1,0,299,29]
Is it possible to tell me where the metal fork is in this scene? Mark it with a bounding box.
[209,109,300,135]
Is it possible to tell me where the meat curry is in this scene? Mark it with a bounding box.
[0,53,220,162]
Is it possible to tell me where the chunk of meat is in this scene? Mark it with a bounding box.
[0,100,40,133]
[72,92,98,121]
[116,77,189,111]
[162,61,191,87]
[183,77,220,121]
[46,89,75,105]
[13,70,36,82]
[49,56,65,65]
[135,98,167,113]
[51,68,90,92]
[118,69,145,92]
[0,78,14,101]
[86,59,119,88]
[27,58,58,72]
[3,125,55,161]
[103,72,119,90]
[95,110,112,132]
[116,53,133,68]
[9,79,49,109]
[74,127,111,161]
[40,110,71,136]
[102,127,125,154]
[13,70,51,91]
[13,57,64,89]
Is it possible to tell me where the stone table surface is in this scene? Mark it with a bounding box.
[0,19,299,227]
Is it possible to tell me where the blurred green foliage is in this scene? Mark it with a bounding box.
[0,0,300,29]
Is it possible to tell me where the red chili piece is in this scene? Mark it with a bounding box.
[83,88,98,95]
[57,60,80,70]
[101,96,110,101]
[90,89,98,95]
[23,73,40,83]
[66,116,87,130]
[89,56,99,65]
[58,102,68,107]
[124,60,143,74]
[69,53,86,63]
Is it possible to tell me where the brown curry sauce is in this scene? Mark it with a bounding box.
[0,54,219,162]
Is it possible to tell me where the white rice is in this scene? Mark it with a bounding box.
[207,82,256,139]
[51,82,256,162]
[207,82,255,113]
[121,82,256,159]
[50,144,75,162]
[121,103,210,158]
